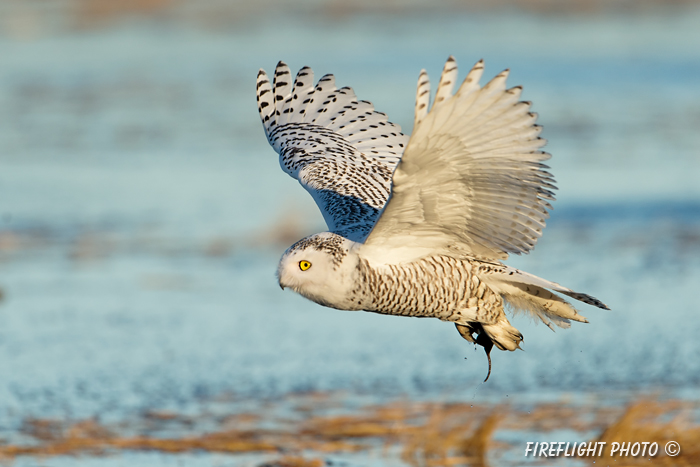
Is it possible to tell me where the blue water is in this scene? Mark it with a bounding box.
[1,5,700,466]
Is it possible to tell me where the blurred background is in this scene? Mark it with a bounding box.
[1,0,699,465]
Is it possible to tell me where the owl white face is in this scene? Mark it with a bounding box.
[277,233,359,310]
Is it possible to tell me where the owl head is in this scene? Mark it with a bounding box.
[277,232,359,309]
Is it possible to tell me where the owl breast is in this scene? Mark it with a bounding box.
[350,256,504,325]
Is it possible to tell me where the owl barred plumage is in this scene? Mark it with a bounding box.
[353,256,506,323]
[258,57,609,381]
[257,62,407,242]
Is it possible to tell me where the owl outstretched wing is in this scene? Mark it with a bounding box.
[365,57,556,261]
[257,62,409,242]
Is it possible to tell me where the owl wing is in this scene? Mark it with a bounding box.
[364,57,556,261]
[257,62,409,242]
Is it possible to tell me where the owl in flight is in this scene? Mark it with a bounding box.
[257,56,608,381]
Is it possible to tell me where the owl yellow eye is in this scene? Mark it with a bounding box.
[299,260,312,271]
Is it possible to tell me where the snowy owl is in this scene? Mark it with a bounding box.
[256,57,608,380]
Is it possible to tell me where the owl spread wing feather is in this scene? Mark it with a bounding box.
[257,62,409,242]
[365,57,556,261]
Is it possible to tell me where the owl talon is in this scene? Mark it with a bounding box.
[475,332,494,382]
[483,345,493,382]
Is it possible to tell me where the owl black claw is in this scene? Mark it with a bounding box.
[475,331,494,382]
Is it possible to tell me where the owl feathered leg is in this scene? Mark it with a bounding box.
[455,323,494,382]
[455,318,523,382]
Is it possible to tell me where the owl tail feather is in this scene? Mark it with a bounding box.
[483,266,609,331]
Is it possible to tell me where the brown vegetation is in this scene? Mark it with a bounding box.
[594,400,700,465]
[1,394,699,466]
